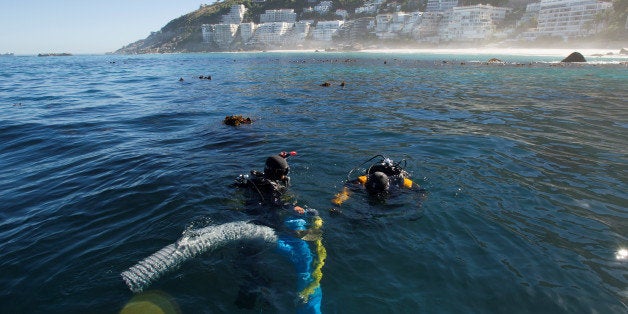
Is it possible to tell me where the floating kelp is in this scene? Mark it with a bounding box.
[224,115,252,126]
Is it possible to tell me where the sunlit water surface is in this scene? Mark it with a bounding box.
[0,51,626,313]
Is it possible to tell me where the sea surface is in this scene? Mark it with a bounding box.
[0,50,626,313]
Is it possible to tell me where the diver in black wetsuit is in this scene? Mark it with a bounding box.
[231,152,325,313]
[331,155,425,217]
[234,154,291,205]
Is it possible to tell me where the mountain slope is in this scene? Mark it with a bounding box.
[115,0,241,54]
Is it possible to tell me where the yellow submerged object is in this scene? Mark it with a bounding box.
[332,187,350,205]
[403,178,414,189]
[299,216,326,302]
[357,175,367,184]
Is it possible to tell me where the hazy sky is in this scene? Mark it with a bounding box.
[0,1,214,55]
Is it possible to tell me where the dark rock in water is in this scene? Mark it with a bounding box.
[487,58,503,64]
[619,48,628,55]
[561,52,586,62]
[224,115,252,126]
[320,82,331,87]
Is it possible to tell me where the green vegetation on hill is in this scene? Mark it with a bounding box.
[600,0,628,40]
[116,0,242,53]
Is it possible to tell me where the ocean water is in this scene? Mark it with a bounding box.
[0,51,626,313]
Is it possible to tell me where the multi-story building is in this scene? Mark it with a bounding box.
[334,17,375,43]
[240,23,258,43]
[284,21,312,45]
[519,2,541,27]
[260,9,297,23]
[390,12,412,33]
[311,20,344,41]
[201,24,214,43]
[375,14,393,34]
[355,0,384,15]
[222,4,247,24]
[426,0,458,12]
[293,21,312,40]
[213,24,240,49]
[412,12,444,42]
[375,12,413,39]
[200,0,615,50]
[401,12,424,36]
[250,22,293,46]
[441,5,510,40]
[536,0,612,38]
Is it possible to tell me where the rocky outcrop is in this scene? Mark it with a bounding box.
[487,58,503,64]
[561,52,586,62]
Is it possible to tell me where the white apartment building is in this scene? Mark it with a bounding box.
[222,4,247,24]
[251,22,293,46]
[390,12,412,33]
[284,21,312,45]
[426,0,458,12]
[375,14,393,34]
[201,24,214,43]
[401,12,424,36]
[293,21,312,39]
[536,0,612,38]
[260,9,297,23]
[412,12,444,41]
[240,22,258,42]
[374,12,409,39]
[213,24,240,49]
[311,20,344,41]
[441,5,510,40]
[518,2,541,27]
[355,0,384,15]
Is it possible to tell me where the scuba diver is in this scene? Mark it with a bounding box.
[331,155,425,218]
[232,151,325,314]
[120,152,324,314]
[233,151,295,207]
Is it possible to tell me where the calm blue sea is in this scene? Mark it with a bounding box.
[0,51,626,313]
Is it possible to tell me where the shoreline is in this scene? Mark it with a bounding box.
[8,47,627,60]
[255,47,628,59]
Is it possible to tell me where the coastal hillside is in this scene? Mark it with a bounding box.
[115,0,627,54]
[116,0,326,53]
[115,0,242,54]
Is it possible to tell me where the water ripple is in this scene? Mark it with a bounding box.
[0,53,626,313]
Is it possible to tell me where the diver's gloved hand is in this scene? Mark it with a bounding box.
[294,206,305,214]
[235,173,249,184]
[293,206,319,217]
